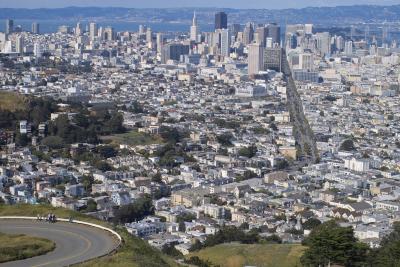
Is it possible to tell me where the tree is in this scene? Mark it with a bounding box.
[368,222,400,267]
[238,145,257,158]
[301,220,368,267]
[339,139,356,151]
[41,136,64,149]
[303,218,322,230]
[113,196,154,224]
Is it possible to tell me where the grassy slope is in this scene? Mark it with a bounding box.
[101,130,164,146]
[0,232,55,263]
[0,204,178,267]
[0,91,28,112]
[189,243,306,267]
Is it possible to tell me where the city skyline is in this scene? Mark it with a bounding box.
[0,0,398,9]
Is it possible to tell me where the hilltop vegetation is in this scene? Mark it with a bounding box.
[0,91,28,112]
[189,243,305,267]
[0,204,178,267]
[0,232,55,263]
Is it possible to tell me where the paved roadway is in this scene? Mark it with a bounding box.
[0,219,119,267]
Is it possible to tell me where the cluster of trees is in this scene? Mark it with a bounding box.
[213,118,240,129]
[112,196,154,224]
[238,145,257,158]
[45,109,124,146]
[301,220,400,267]
[216,132,233,147]
[0,97,57,130]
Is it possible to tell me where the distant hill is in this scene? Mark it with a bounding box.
[0,5,399,25]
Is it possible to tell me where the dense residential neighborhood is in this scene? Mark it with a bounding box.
[1,7,400,267]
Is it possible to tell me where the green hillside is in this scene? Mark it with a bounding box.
[189,242,306,267]
[0,204,178,267]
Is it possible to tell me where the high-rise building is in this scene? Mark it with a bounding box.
[255,26,268,47]
[15,35,24,54]
[344,40,353,56]
[58,25,72,34]
[218,29,230,57]
[161,43,190,63]
[190,11,199,42]
[139,25,147,35]
[243,22,254,45]
[230,24,241,37]
[315,32,331,56]
[298,53,313,71]
[5,19,13,35]
[31,22,39,34]
[264,47,283,72]
[34,42,42,58]
[267,23,281,46]
[75,22,83,36]
[305,24,313,35]
[146,28,153,44]
[248,43,264,75]
[215,12,227,30]
[104,27,115,41]
[156,33,163,53]
[89,22,98,41]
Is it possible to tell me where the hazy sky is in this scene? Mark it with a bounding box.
[0,0,398,9]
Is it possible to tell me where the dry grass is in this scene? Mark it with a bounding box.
[0,232,55,263]
[0,91,28,112]
[189,242,306,267]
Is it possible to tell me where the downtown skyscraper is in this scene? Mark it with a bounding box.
[215,12,227,30]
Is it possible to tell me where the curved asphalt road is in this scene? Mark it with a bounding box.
[0,219,119,267]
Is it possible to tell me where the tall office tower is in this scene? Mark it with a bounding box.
[248,42,265,75]
[230,24,241,37]
[161,43,190,63]
[335,35,344,51]
[364,25,370,42]
[190,11,199,42]
[267,23,281,46]
[219,28,230,57]
[156,32,163,53]
[298,53,313,71]
[344,40,353,55]
[264,47,283,72]
[305,24,313,35]
[139,25,147,35]
[215,12,227,30]
[15,35,24,54]
[286,33,297,49]
[5,19,13,35]
[382,25,389,44]
[146,28,153,44]
[266,37,273,48]
[3,40,12,53]
[58,25,72,34]
[89,22,98,41]
[256,26,268,47]
[315,32,331,56]
[34,42,42,58]
[243,22,254,45]
[31,22,39,34]
[350,25,356,40]
[104,27,115,41]
[75,22,83,36]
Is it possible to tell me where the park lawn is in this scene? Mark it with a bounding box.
[0,91,28,112]
[189,242,306,267]
[0,204,178,267]
[0,232,55,263]
[102,130,164,146]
